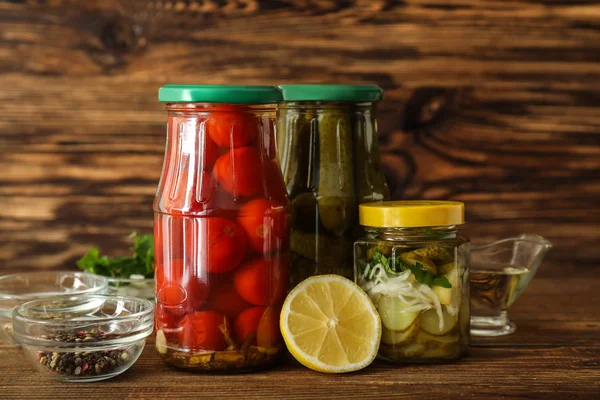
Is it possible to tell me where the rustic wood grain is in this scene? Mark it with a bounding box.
[1,0,599,272]
[1,262,599,399]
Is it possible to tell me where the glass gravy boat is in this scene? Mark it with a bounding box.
[470,234,552,336]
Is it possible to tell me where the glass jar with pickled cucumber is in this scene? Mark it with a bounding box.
[354,201,470,363]
[277,85,389,287]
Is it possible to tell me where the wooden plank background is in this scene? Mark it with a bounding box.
[1,0,599,272]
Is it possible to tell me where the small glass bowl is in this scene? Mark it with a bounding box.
[0,271,109,343]
[12,294,154,382]
[105,276,155,302]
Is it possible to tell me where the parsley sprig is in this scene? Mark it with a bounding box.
[76,232,154,279]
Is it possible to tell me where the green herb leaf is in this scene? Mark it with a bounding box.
[76,233,155,279]
[367,250,453,289]
[372,250,390,270]
[76,248,114,277]
[394,259,453,289]
[131,232,155,276]
[431,275,452,288]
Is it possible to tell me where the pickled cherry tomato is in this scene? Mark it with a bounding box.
[201,134,220,170]
[257,305,282,348]
[263,160,289,205]
[156,259,210,315]
[237,199,288,253]
[233,257,288,306]
[157,284,187,316]
[210,184,240,212]
[179,278,210,312]
[206,277,251,319]
[207,110,257,148]
[201,218,248,273]
[155,258,184,291]
[233,307,265,345]
[190,171,217,212]
[155,305,181,341]
[178,311,227,351]
[212,147,263,197]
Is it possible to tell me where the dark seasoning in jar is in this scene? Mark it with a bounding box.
[37,330,133,377]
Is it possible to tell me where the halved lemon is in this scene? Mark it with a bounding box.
[280,275,381,373]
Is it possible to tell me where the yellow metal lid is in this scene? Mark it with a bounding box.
[359,201,465,228]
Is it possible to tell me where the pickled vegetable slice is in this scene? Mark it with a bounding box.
[415,331,459,348]
[434,266,460,307]
[421,346,460,359]
[419,309,458,335]
[432,285,452,305]
[381,320,419,345]
[378,295,420,331]
[381,343,426,358]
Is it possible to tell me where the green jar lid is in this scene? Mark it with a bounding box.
[278,84,383,102]
[158,85,283,104]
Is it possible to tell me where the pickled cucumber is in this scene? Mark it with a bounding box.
[277,109,314,196]
[378,295,420,331]
[318,197,356,234]
[419,309,458,336]
[399,252,437,275]
[412,245,452,263]
[290,231,354,286]
[316,111,355,234]
[381,320,420,345]
[290,230,353,269]
[291,192,319,232]
[352,108,390,203]
[437,261,456,275]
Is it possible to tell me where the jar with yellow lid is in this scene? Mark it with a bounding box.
[354,201,470,363]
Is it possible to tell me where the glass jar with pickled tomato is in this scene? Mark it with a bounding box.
[354,201,470,363]
[154,85,289,372]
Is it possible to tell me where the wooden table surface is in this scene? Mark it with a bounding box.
[1,261,599,399]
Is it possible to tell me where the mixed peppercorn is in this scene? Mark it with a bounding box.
[36,331,134,377]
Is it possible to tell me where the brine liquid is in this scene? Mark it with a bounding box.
[470,264,531,317]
